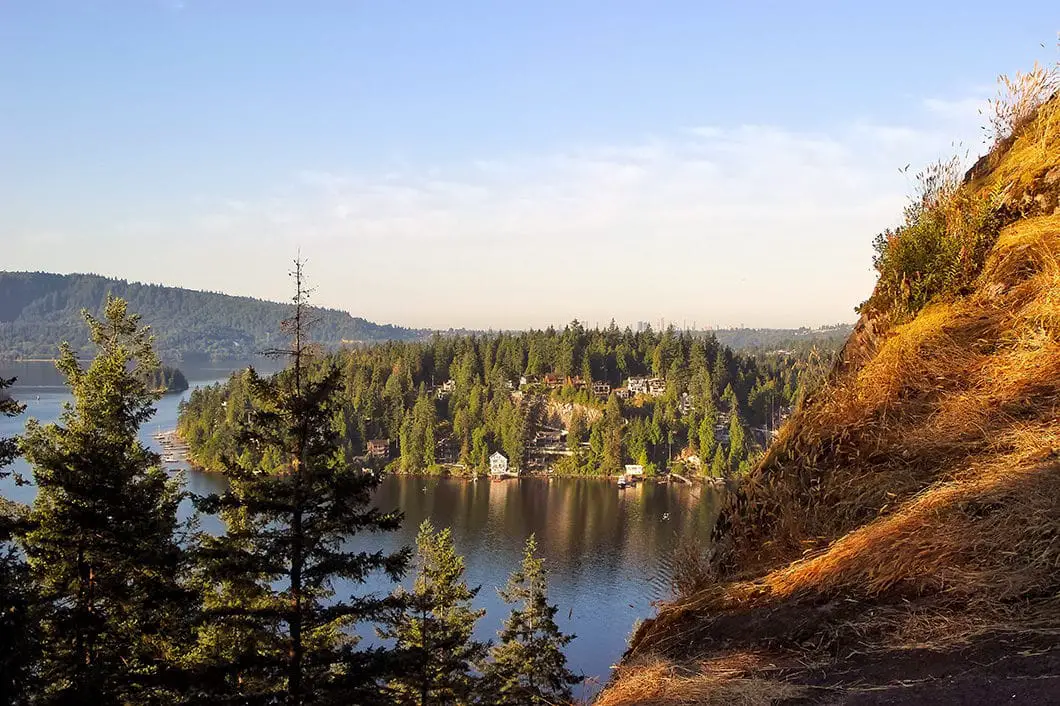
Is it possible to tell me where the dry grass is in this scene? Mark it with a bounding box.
[600,96,1060,706]
[985,61,1059,148]
[596,656,806,706]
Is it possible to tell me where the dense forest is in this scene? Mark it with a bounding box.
[179,321,834,479]
[0,271,426,361]
[0,292,582,705]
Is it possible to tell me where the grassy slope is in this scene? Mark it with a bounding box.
[597,97,1060,705]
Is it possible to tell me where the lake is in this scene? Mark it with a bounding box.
[0,361,720,699]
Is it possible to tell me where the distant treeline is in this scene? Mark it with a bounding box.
[179,322,842,478]
[0,271,427,361]
[706,324,854,353]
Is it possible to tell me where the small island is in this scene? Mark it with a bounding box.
[145,365,189,394]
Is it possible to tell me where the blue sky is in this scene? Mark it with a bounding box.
[3,2,1057,329]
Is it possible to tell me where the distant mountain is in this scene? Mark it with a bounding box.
[0,272,428,361]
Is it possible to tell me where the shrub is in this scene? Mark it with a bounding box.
[866,156,1001,317]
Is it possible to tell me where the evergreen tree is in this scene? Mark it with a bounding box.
[710,444,728,478]
[381,520,486,705]
[482,536,579,705]
[600,395,624,475]
[728,407,750,471]
[20,297,188,705]
[191,262,409,705]
[697,397,719,465]
[1,378,39,705]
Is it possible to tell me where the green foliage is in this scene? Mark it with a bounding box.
[380,520,487,705]
[482,536,579,705]
[19,296,189,704]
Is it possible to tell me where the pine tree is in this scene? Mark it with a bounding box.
[1,377,39,705]
[190,261,409,705]
[20,296,188,705]
[381,520,486,705]
[482,535,579,705]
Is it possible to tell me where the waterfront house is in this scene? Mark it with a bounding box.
[613,387,633,400]
[489,451,509,476]
[543,373,563,388]
[367,439,390,459]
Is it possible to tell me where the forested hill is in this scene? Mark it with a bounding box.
[0,271,427,361]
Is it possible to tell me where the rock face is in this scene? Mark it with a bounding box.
[597,96,1060,706]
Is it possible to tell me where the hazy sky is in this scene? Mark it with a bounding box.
[3,3,1057,330]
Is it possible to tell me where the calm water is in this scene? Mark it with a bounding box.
[0,361,720,699]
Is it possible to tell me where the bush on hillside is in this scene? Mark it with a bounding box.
[865,155,1002,318]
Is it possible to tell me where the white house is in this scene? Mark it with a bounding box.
[489,452,509,476]
[624,464,644,476]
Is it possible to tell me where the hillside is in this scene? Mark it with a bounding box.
[0,272,426,361]
[598,79,1060,702]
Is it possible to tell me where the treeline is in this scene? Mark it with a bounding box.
[0,271,425,361]
[180,321,832,478]
[0,292,580,705]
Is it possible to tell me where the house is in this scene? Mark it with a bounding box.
[489,451,509,476]
[613,387,633,400]
[440,379,456,393]
[679,392,694,415]
[535,429,564,446]
[627,376,650,394]
[624,464,644,476]
[367,439,390,459]
[543,373,564,388]
[519,374,540,387]
[626,376,666,396]
[566,375,586,389]
[591,381,611,397]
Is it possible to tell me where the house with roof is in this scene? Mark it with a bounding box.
[489,451,510,477]
[367,439,390,459]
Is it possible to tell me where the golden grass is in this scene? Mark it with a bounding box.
[600,89,1060,706]
[595,656,806,706]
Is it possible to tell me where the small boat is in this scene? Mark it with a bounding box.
[162,455,179,464]
[617,477,628,489]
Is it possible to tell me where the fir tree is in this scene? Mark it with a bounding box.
[381,520,487,705]
[697,397,719,466]
[728,407,750,471]
[482,535,579,705]
[19,297,188,705]
[710,444,728,478]
[191,261,409,705]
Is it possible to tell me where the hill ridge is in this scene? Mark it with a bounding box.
[0,270,427,361]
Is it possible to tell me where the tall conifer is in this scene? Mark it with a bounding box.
[381,520,486,705]
[191,261,408,705]
[20,297,187,705]
[1,378,39,705]
[482,535,579,705]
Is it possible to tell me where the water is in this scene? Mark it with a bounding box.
[0,361,720,699]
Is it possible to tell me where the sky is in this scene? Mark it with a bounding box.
[2,3,1057,331]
